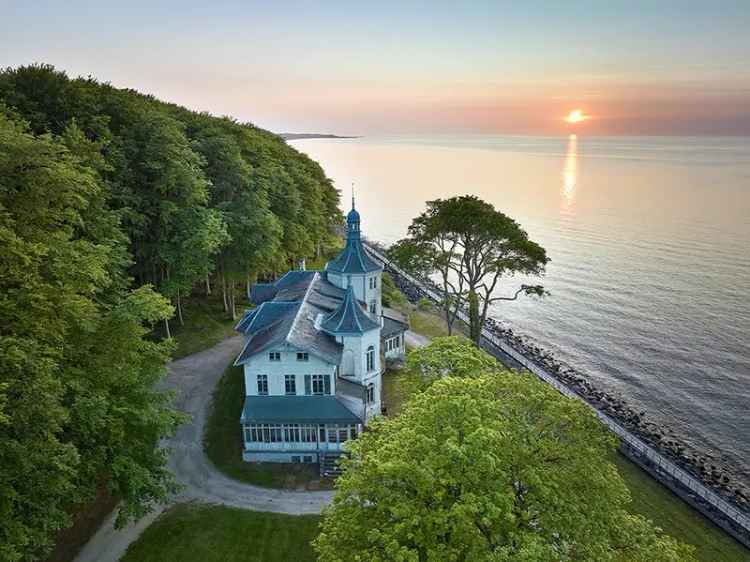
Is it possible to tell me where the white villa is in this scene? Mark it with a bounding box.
[233,200,408,466]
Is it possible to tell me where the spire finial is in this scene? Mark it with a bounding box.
[351,182,355,210]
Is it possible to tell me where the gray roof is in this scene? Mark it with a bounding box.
[326,202,382,274]
[382,315,408,339]
[320,285,380,336]
[241,396,361,424]
[236,271,359,366]
[326,237,382,274]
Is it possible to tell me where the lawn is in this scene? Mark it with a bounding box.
[203,363,334,490]
[121,504,319,562]
[613,453,749,562]
[389,298,469,340]
[166,293,238,360]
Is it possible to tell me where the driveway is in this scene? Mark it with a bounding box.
[404,330,431,349]
[75,335,333,562]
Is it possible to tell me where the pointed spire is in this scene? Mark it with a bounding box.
[320,285,380,335]
[351,182,356,210]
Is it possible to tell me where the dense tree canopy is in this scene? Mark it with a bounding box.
[0,64,342,561]
[0,108,181,560]
[315,340,694,562]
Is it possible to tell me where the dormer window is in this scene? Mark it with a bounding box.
[297,352,309,362]
[269,352,281,362]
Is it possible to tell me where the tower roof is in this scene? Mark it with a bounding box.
[320,285,380,336]
[326,199,382,274]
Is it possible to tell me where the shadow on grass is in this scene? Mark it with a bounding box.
[121,504,320,562]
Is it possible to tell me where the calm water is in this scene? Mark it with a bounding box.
[292,135,750,485]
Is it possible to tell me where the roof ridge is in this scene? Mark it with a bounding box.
[286,270,319,346]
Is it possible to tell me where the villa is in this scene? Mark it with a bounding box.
[233,200,408,466]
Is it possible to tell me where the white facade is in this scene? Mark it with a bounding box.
[326,271,382,317]
[242,347,337,398]
[236,203,406,464]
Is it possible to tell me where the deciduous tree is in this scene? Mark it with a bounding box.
[392,196,549,344]
[315,344,694,561]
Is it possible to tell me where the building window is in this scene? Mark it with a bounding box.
[385,336,400,352]
[256,374,268,395]
[269,352,281,362]
[303,455,313,463]
[306,374,331,395]
[245,424,282,442]
[297,352,309,362]
[369,300,376,314]
[285,375,296,395]
[366,383,375,404]
[291,455,301,463]
[284,424,301,443]
[366,346,375,372]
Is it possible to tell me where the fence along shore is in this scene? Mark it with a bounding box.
[363,242,750,549]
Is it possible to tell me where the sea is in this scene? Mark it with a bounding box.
[291,134,750,486]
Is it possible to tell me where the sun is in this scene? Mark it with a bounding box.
[564,109,589,124]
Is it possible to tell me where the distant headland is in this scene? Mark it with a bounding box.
[279,132,360,140]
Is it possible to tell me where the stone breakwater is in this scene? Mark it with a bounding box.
[382,261,750,517]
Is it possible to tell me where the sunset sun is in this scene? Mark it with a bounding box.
[564,109,589,123]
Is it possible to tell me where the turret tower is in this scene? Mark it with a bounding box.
[325,195,383,318]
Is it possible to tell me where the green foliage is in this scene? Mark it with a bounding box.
[405,336,498,388]
[0,63,342,560]
[0,64,342,323]
[0,110,182,560]
[402,195,549,343]
[121,504,320,562]
[315,343,694,561]
[381,272,406,308]
[386,238,437,279]
[416,297,433,312]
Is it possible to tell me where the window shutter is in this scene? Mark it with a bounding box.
[324,374,331,395]
[304,375,311,395]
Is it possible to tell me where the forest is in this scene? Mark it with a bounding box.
[0,64,342,561]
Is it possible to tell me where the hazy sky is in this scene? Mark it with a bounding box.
[2,1,749,135]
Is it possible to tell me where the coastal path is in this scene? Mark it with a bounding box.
[75,336,334,562]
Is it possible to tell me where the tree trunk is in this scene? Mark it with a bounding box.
[246,275,251,299]
[468,290,481,344]
[163,317,171,339]
[444,298,454,336]
[176,289,184,326]
[221,273,228,313]
[205,274,212,295]
[229,281,237,321]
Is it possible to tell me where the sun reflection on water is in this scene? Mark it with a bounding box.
[562,134,578,206]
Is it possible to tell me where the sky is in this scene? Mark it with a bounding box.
[2,0,749,135]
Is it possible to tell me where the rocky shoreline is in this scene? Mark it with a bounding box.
[383,263,750,517]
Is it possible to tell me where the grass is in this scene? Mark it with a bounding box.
[121,504,320,562]
[168,293,237,360]
[381,368,412,418]
[613,454,749,562]
[203,363,334,490]
[388,297,469,340]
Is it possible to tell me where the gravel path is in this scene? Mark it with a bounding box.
[75,335,333,562]
[404,330,431,349]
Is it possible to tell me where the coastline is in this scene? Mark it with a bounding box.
[363,241,750,547]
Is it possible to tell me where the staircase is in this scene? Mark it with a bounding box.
[319,453,344,477]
